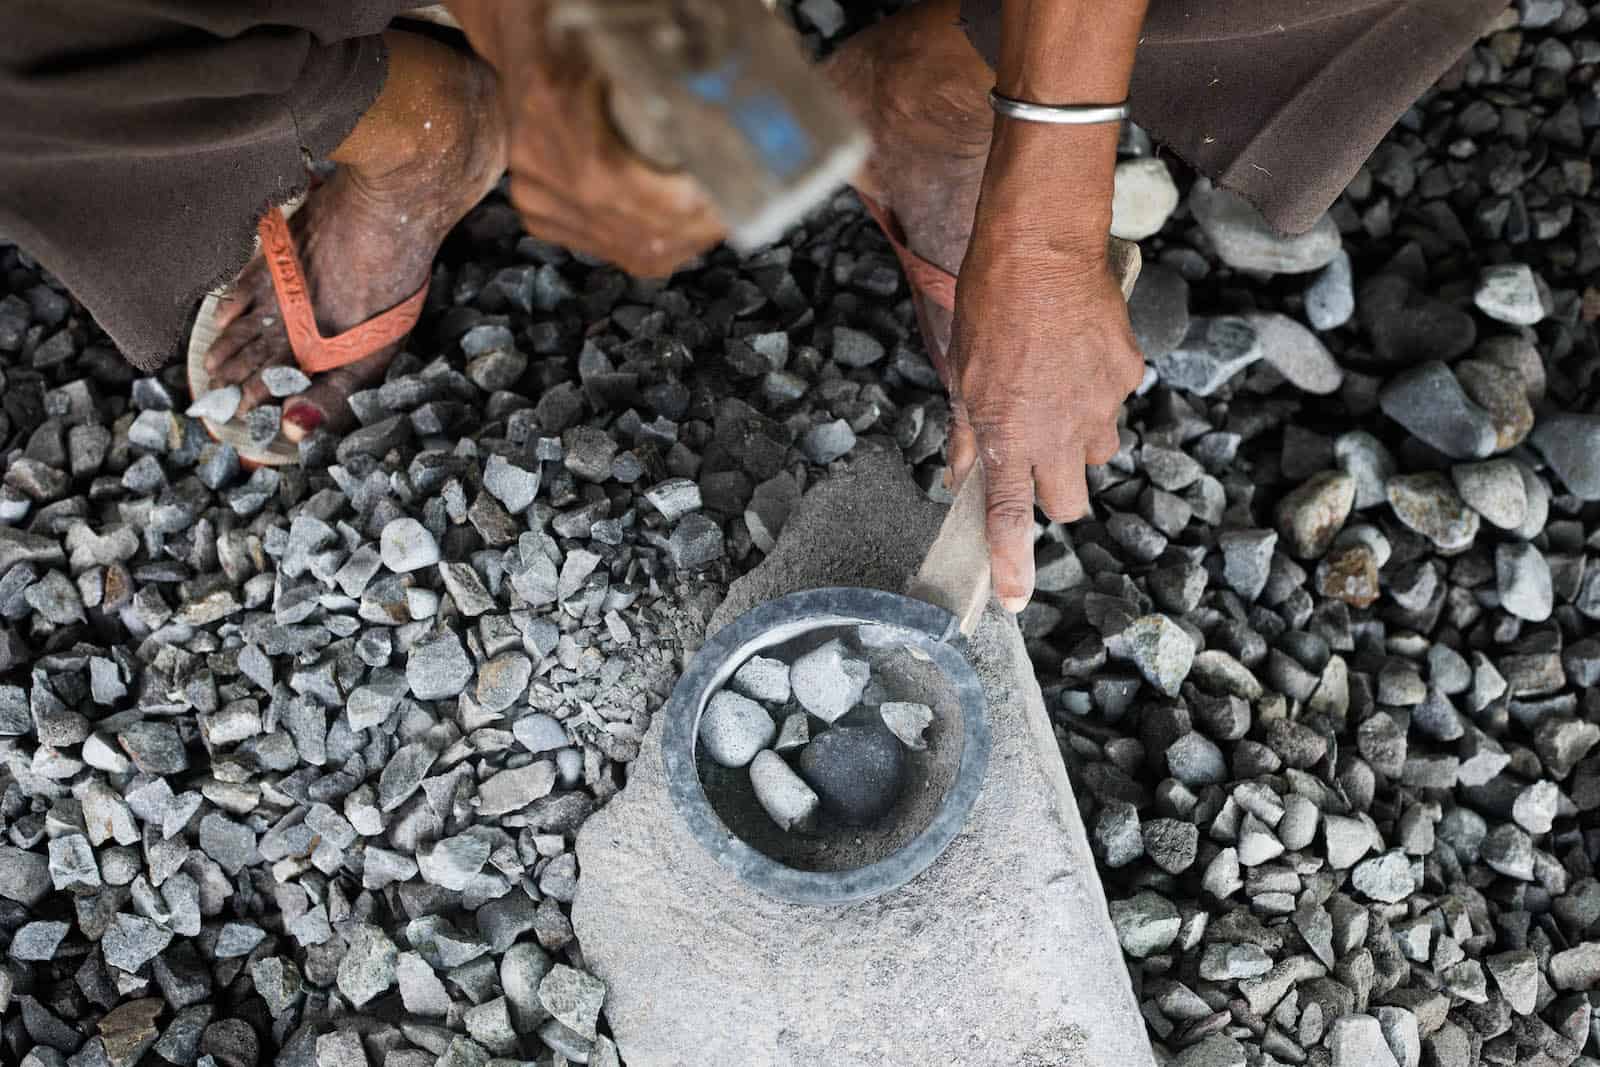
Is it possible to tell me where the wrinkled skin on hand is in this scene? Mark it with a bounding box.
[946,232,1145,613]
[448,1,725,277]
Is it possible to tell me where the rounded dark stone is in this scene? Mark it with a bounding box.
[797,724,906,826]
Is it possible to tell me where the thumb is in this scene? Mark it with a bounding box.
[983,456,1037,615]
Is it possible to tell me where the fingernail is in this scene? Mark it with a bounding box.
[1000,594,1030,614]
[282,404,323,439]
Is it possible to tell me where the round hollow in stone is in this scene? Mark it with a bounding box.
[693,623,963,873]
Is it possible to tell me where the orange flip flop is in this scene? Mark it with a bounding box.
[857,190,1143,390]
[186,201,429,467]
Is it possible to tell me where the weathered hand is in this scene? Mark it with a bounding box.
[447,1,725,277]
[946,230,1145,613]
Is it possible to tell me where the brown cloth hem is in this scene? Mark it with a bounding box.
[959,0,1505,236]
[0,1,410,371]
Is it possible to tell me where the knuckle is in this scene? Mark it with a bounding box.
[985,497,1035,530]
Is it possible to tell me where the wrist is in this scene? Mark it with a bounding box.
[972,116,1117,254]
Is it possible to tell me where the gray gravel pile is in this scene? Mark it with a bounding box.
[0,117,954,1067]
[0,5,1593,1067]
[1040,6,1600,1067]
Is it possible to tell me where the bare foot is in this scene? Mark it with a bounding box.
[823,0,994,358]
[203,34,507,441]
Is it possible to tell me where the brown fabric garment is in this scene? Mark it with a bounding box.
[961,0,1507,234]
[0,1,415,370]
[1,1,1503,371]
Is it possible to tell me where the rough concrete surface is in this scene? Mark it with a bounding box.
[573,452,1155,1067]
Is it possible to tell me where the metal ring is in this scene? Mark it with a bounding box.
[988,89,1129,126]
[662,586,991,906]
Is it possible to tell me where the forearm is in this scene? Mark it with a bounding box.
[977,0,1150,255]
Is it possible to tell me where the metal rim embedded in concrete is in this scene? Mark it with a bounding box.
[663,586,990,905]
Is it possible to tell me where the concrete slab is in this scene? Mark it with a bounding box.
[572,453,1156,1067]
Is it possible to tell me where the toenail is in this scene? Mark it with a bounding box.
[284,405,323,433]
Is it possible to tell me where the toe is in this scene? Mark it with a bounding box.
[282,348,394,442]
[204,316,264,376]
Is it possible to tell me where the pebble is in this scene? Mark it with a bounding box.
[1548,942,1600,991]
[1329,1014,1401,1067]
[1219,529,1277,601]
[337,924,398,1007]
[802,419,856,464]
[1495,541,1553,621]
[1247,312,1344,394]
[186,386,241,422]
[698,691,776,769]
[407,631,474,701]
[1385,473,1480,552]
[1151,317,1262,396]
[1111,158,1180,240]
[1450,458,1526,529]
[1276,471,1355,559]
[1473,263,1548,324]
[642,477,701,522]
[1117,614,1195,697]
[668,513,724,569]
[1378,362,1497,460]
[830,325,884,368]
[380,517,440,573]
[1189,179,1342,273]
[1455,358,1534,452]
[476,651,533,712]
[538,964,607,1040]
[788,639,870,723]
[1485,949,1538,1014]
[1109,891,1180,958]
[1167,732,1227,786]
[1507,783,1559,846]
[261,366,311,397]
[879,701,933,750]
[1175,1035,1246,1067]
[731,655,791,704]
[484,454,541,513]
[1304,249,1355,330]
[514,712,569,754]
[1351,850,1416,903]
[1334,430,1397,510]
[749,750,820,832]
[10,919,68,961]
[1530,413,1600,499]
[798,723,905,825]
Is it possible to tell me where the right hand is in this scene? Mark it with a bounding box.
[448,1,726,276]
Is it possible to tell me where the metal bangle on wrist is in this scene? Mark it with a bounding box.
[987,89,1129,126]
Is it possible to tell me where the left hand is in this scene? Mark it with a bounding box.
[946,222,1145,614]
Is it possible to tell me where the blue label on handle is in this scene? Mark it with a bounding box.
[682,57,813,180]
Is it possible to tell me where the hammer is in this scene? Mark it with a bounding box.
[409,1,871,252]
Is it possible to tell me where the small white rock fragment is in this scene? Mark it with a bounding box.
[698,691,776,768]
[380,518,440,573]
[749,750,820,832]
[731,655,791,705]
[788,639,870,723]
[879,702,934,750]
[186,386,241,422]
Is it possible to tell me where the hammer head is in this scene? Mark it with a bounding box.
[559,0,872,252]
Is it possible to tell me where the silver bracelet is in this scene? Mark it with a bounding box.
[988,89,1129,125]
